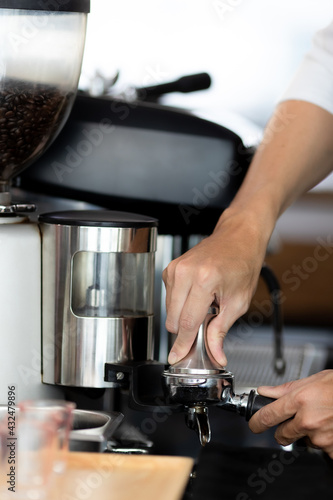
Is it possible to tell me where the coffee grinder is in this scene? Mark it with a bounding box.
[39,210,158,389]
[0,0,90,404]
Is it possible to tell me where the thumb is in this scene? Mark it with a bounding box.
[206,314,229,366]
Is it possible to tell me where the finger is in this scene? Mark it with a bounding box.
[257,374,319,399]
[163,264,192,335]
[205,311,230,366]
[168,287,213,364]
[249,395,296,434]
[206,296,250,366]
[274,418,306,446]
[257,380,301,399]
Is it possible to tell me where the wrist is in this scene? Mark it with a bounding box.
[213,201,276,254]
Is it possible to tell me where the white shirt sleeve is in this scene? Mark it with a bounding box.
[280,20,333,114]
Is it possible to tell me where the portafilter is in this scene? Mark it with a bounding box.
[163,304,278,446]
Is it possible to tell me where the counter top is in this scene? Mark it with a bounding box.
[51,452,194,500]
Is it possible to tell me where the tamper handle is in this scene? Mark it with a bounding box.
[245,389,276,421]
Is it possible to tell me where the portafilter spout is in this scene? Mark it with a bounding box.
[163,306,276,446]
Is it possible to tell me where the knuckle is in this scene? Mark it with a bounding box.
[257,406,275,428]
[309,433,327,449]
[274,433,289,447]
[165,318,178,334]
[237,298,250,317]
[162,267,168,284]
[211,329,227,341]
[163,261,177,285]
[179,314,197,332]
[297,413,317,433]
[294,387,313,408]
[173,260,191,280]
[196,264,215,286]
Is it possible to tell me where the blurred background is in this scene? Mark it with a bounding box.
[78,0,333,327]
[80,0,332,160]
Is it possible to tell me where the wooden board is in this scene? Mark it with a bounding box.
[50,452,194,500]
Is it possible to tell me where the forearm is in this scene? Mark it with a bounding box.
[163,100,333,365]
[215,99,333,240]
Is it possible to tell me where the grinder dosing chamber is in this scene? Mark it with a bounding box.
[40,210,158,388]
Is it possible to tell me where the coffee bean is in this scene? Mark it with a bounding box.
[0,79,73,181]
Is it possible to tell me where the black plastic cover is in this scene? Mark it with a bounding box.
[0,0,90,13]
[38,210,159,228]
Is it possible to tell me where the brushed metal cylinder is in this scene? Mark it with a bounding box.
[40,210,157,388]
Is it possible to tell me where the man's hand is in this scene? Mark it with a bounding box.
[162,210,268,366]
[249,370,333,458]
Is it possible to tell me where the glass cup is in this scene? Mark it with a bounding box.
[0,416,57,500]
[18,400,76,474]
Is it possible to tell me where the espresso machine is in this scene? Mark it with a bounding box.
[0,2,292,453]
[0,0,90,404]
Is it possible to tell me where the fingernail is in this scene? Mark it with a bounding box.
[168,351,178,365]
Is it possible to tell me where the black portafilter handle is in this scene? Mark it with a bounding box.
[245,389,276,421]
[136,72,212,101]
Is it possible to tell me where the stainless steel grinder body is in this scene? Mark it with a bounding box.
[39,210,158,388]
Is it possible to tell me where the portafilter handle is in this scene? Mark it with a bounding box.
[245,390,276,421]
[219,386,276,421]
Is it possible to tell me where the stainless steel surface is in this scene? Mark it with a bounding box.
[107,420,155,454]
[0,202,36,214]
[0,406,123,453]
[41,214,157,388]
[163,306,234,408]
[168,305,222,375]
[69,409,124,452]
[217,386,250,416]
[225,329,330,393]
[186,406,211,447]
[162,306,271,445]
[44,316,154,387]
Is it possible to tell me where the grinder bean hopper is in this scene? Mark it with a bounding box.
[0,0,90,404]
[0,0,89,210]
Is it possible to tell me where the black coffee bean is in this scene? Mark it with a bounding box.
[0,78,73,181]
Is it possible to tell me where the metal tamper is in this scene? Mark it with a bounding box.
[163,305,276,446]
